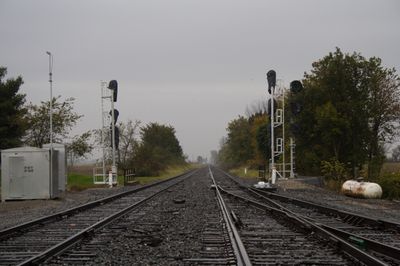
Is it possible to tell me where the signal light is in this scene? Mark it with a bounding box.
[108,80,118,102]
[110,125,120,149]
[109,109,119,124]
[290,80,303,94]
[266,70,276,94]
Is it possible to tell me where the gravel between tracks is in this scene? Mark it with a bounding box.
[48,167,222,265]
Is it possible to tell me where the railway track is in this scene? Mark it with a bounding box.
[48,167,237,265]
[0,169,198,265]
[214,167,400,265]
[248,189,400,265]
[1,166,398,265]
[208,166,363,265]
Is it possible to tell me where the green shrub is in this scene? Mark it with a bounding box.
[321,158,348,182]
[378,173,400,200]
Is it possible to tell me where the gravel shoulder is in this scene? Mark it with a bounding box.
[276,178,400,223]
[229,174,400,223]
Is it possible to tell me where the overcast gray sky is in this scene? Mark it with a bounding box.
[1,0,399,160]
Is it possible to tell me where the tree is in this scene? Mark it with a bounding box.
[134,123,185,175]
[0,67,27,151]
[66,131,94,166]
[217,116,254,168]
[118,120,141,169]
[93,119,141,171]
[23,96,82,147]
[256,121,270,163]
[250,113,270,167]
[290,48,400,177]
[392,145,400,162]
[364,58,400,178]
[226,116,253,165]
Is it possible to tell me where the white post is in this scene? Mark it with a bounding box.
[282,83,286,178]
[108,171,113,187]
[111,97,116,184]
[100,81,107,182]
[46,51,53,193]
[271,167,277,184]
[270,86,275,184]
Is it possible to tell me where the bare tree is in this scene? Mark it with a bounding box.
[93,119,141,169]
[392,145,400,162]
[118,119,141,168]
[66,131,94,166]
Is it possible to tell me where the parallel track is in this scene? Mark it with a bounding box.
[0,169,197,265]
[250,189,400,265]
[210,166,367,265]
[216,167,400,265]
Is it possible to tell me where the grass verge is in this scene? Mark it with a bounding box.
[67,163,200,191]
[229,167,260,179]
[134,164,199,185]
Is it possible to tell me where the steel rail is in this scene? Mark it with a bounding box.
[215,168,398,264]
[251,187,400,231]
[17,169,199,265]
[216,183,388,266]
[0,169,197,241]
[217,167,400,231]
[208,167,252,266]
[321,224,400,261]
[248,188,400,262]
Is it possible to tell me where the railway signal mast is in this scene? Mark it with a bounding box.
[100,80,119,186]
[266,70,303,183]
[289,80,304,178]
[267,70,281,184]
[267,70,292,183]
[108,80,119,184]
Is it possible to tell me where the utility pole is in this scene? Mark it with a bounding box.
[111,94,116,178]
[46,51,53,188]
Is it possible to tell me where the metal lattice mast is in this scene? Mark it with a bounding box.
[279,80,286,179]
[290,137,296,178]
[100,81,110,180]
[267,71,287,183]
[273,82,285,180]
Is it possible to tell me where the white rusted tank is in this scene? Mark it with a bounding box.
[341,180,382,199]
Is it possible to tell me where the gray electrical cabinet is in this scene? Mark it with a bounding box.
[43,143,67,192]
[1,147,59,201]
